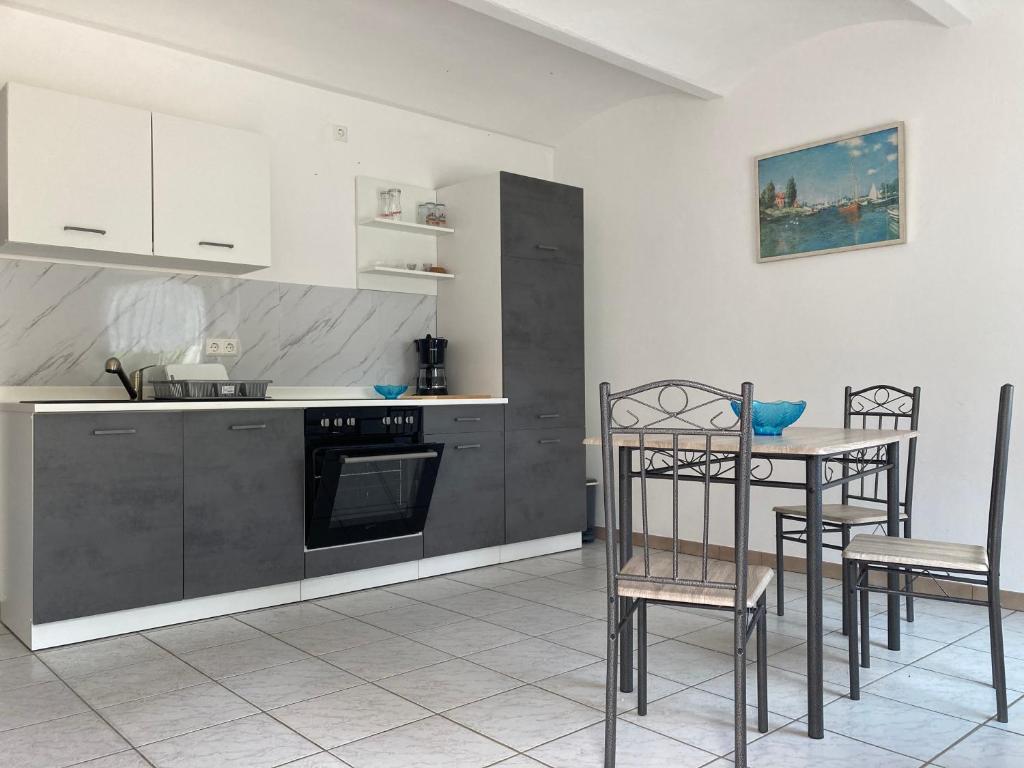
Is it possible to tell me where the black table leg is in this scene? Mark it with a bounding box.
[806,456,824,739]
[886,441,901,651]
[618,446,633,693]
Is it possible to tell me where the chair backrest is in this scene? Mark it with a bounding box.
[599,379,754,607]
[987,384,1014,580]
[841,385,922,513]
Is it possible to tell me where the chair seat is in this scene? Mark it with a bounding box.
[844,533,989,572]
[774,503,908,525]
[617,550,774,608]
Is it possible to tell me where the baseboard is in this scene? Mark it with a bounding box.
[20,533,583,650]
[594,527,1024,611]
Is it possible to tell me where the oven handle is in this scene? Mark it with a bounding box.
[342,450,439,464]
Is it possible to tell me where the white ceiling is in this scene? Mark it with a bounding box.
[2,0,979,145]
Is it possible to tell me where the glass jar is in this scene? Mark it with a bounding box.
[417,203,434,225]
[433,203,447,227]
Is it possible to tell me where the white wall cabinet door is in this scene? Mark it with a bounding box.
[3,83,152,256]
[152,112,271,270]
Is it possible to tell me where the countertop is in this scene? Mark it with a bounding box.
[0,396,508,414]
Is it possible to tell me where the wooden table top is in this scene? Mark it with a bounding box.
[582,426,918,457]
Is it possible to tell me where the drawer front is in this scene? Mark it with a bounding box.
[33,412,184,623]
[305,535,424,578]
[423,431,505,557]
[500,172,583,265]
[422,404,504,435]
[505,428,586,544]
[502,256,584,430]
[183,410,304,598]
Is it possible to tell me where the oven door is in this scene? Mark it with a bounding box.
[307,442,444,549]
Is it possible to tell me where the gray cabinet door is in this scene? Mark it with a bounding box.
[183,410,304,598]
[505,427,585,544]
[501,255,585,430]
[423,431,505,557]
[500,172,583,265]
[33,412,184,623]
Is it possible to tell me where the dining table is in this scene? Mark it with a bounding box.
[583,426,919,739]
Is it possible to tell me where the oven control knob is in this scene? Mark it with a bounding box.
[383,416,392,426]
[320,417,330,428]
[333,417,345,427]
[405,415,415,425]
[346,417,356,427]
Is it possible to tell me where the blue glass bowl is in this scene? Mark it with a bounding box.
[730,400,806,436]
[374,384,409,400]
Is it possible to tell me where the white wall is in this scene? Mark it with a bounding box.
[0,5,552,288]
[556,7,1024,588]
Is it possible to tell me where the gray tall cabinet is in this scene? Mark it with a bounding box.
[437,171,585,546]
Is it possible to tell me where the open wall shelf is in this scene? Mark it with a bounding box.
[359,217,454,236]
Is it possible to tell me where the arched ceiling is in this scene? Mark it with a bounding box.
[1,0,979,145]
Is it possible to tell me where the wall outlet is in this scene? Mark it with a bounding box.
[332,124,348,142]
[206,338,240,357]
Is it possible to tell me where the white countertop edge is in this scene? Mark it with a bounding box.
[0,397,509,414]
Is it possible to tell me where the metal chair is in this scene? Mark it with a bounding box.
[599,379,770,768]
[845,383,1013,722]
[774,385,921,631]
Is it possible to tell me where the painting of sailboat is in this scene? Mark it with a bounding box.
[756,122,906,262]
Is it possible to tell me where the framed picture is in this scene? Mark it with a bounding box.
[755,122,906,263]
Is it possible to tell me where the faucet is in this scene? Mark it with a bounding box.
[104,358,156,401]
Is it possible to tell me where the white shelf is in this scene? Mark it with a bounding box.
[359,266,455,280]
[359,217,454,236]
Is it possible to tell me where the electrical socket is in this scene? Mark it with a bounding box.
[205,338,240,357]
[332,124,348,142]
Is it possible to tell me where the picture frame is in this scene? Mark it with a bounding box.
[755,121,906,263]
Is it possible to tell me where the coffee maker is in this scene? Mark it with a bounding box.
[414,334,448,395]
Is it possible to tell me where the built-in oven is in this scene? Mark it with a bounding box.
[304,406,444,549]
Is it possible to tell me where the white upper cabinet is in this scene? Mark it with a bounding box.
[1,83,152,257]
[152,112,271,270]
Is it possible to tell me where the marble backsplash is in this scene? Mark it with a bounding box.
[0,259,435,387]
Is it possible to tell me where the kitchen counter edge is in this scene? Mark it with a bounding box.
[0,397,509,414]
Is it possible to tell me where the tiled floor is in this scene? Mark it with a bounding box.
[0,543,1019,767]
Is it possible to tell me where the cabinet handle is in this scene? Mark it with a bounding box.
[454,416,481,422]
[538,438,562,445]
[198,241,235,249]
[230,424,266,431]
[64,225,107,235]
[535,244,559,252]
[455,443,481,450]
[538,413,561,420]
[92,428,136,436]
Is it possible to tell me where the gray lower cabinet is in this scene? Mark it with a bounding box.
[423,430,505,557]
[505,427,585,544]
[183,410,304,598]
[33,412,185,623]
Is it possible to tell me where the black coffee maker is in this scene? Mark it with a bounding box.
[414,334,448,395]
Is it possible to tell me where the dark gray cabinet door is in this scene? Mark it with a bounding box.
[500,172,583,265]
[505,427,585,544]
[501,255,585,430]
[422,404,504,435]
[423,431,505,557]
[33,412,184,623]
[183,410,304,598]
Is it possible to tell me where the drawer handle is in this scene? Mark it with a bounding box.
[64,225,107,235]
[199,241,235,249]
[538,413,561,420]
[230,424,266,431]
[535,244,560,252]
[92,428,136,436]
[539,438,562,445]
[454,416,481,422]
[455,443,481,450]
